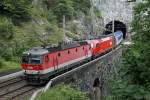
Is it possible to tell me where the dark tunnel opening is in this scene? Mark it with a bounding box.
[105,20,127,39]
[93,78,100,87]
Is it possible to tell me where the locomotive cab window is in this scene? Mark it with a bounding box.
[22,54,42,64]
[30,55,42,64]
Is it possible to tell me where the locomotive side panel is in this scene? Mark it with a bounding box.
[24,44,92,82]
[90,36,113,57]
[52,44,91,71]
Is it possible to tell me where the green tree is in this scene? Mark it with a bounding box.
[127,0,150,87]
[73,0,91,15]
[0,16,15,61]
[52,0,74,22]
[106,0,150,100]
[44,0,91,22]
[0,16,14,39]
[0,0,32,25]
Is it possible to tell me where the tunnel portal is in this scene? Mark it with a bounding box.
[105,20,127,39]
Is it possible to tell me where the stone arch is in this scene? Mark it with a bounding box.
[105,20,127,39]
[93,78,100,87]
[93,78,101,100]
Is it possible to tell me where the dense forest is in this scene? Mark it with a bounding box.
[0,0,93,71]
[107,0,150,99]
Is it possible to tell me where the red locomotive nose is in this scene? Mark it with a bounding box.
[28,64,43,70]
[37,65,43,70]
[21,64,43,70]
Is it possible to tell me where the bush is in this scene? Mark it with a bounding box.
[73,0,91,15]
[44,0,91,22]
[31,6,48,19]
[47,9,57,23]
[0,59,4,67]
[0,16,14,39]
[94,7,102,18]
[105,0,150,99]
[0,0,32,25]
[36,84,88,100]
[53,0,74,22]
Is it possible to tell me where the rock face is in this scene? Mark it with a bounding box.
[74,0,138,38]
[92,0,136,25]
[89,0,142,40]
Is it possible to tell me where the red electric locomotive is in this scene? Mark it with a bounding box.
[86,36,113,57]
[21,41,91,84]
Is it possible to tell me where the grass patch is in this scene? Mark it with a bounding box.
[0,59,20,72]
[36,84,89,100]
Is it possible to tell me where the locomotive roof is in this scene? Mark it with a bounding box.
[23,41,88,55]
[45,41,88,52]
[23,47,49,55]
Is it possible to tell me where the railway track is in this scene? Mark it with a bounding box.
[0,76,41,100]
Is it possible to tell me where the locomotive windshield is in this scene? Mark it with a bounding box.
[22,55,42,64]
[30,55,42,64]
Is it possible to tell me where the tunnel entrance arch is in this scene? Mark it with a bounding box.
[105,20,127,39]
[92,78,101,100]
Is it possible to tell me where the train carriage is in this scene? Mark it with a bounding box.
[114,31,123,45]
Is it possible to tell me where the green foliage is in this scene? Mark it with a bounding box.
[0,58,4,67]
[0,0,33,63]
[85,14,93,24]
[31,5,49,19]
[0,59,19,72]
[73,0,91,15]
[47,9,57,23]
[0,16,14,39]
[44,0,91,22]
[51,0,74,22]
[129,0,150,87]
[94,7,102,18]
[0,0,32,25]
[106,0,150,99]
[36,84,88,100]
[0,0,92,72]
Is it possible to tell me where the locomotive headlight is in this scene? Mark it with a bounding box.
[110,42,112,45]
[28,66,33,70]
[91,43,94,48]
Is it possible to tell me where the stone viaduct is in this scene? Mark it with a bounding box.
[43,46,122,100]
